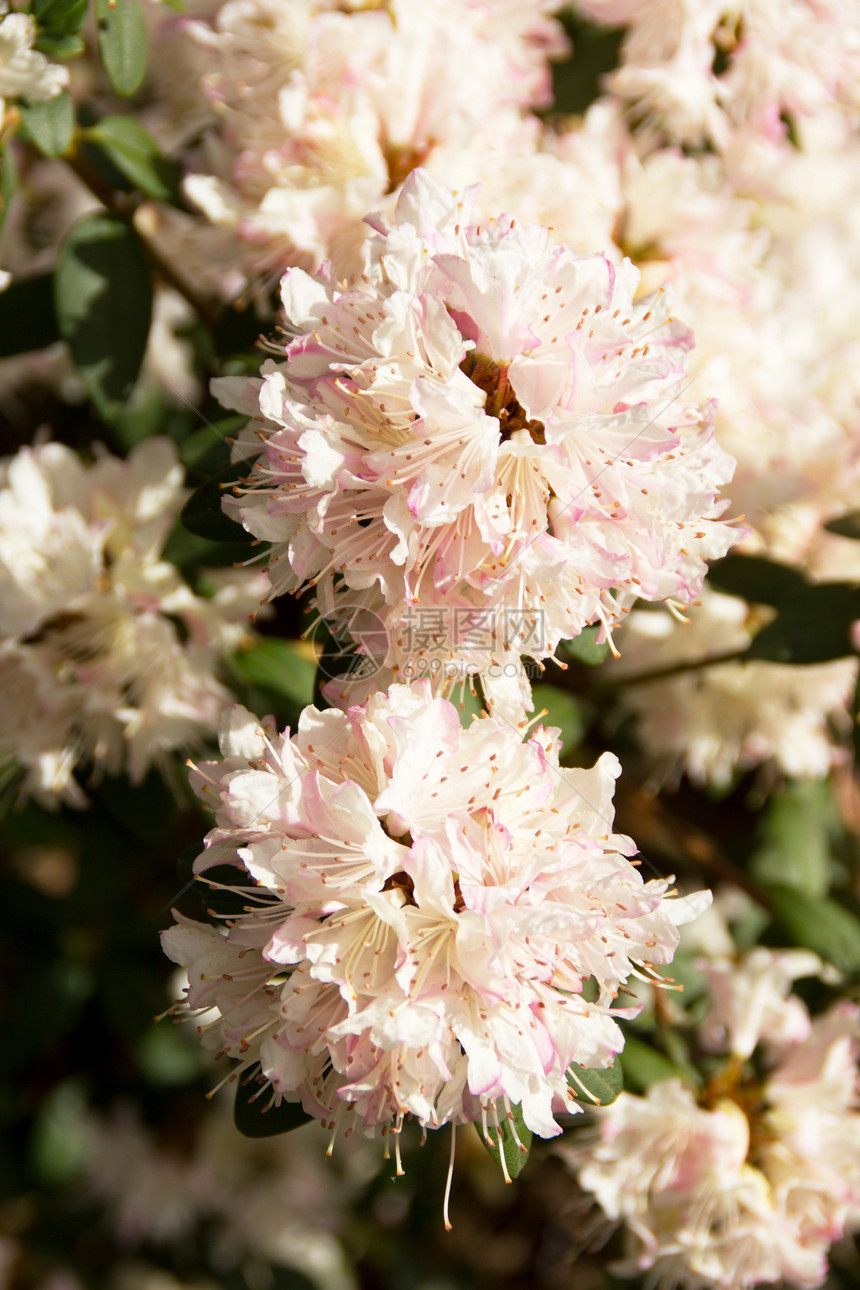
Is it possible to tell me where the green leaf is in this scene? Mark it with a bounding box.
[477,1102,532,1181]
[0,144,17,237]
[0,273,59,358]
[19,90,75,156]
[537,684,587,758]
[620,1035,689,1093]
[179,419,245,473]
[181,458,257,542]
[707,553,808,607]
[229,639,317,711]
[765,883,860,974]
[825,511,860,541]
[86,115,182,204]
[95,0,148,97]
[749,780,835,898]
[456,681,484,728]
[234,1064,314,1138]
[55,214,152,419]
[29,1081,88,1187]
[566,1053,623,1106]
[135,1022,208,1086]
[31,0,88,33]
[561,625,609,666]
[33,30,85,56]
[551,14,624,116]
[744,583,860,664]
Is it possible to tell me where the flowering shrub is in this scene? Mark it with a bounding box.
[1,3,859,1289]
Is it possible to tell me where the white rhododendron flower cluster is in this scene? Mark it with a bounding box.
[152,0,568,285]
[218,171,736,716]
[163,684,708,1163]
[575,0,860,151]
[0,438,264,806]
[607,589,858,786]
[567,948,860,1290]
[0,1,67,122]
[6,0,860,1281]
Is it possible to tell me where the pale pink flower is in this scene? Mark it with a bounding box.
[569,1082,802,1289]
[0,3,68,121]
[164,0,567,285]
[0,439,265,806]
[698,948,839,1060]
[217,171,735,717]
[576,0,860,152]
[163,682,708,1156]
[566,954,860,1289]
[607,589,857,787]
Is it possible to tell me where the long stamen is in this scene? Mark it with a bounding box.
[443,1123,456,1232]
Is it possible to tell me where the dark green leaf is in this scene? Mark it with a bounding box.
[566,1053,623,1106]
[19,90,75,156]
[825,511,860,541]
[135,1023,208,1086]
[235,1064,314,1138]
[477,1102,532,1181]
[707,553,808,607]
[0,273,59,358]
[230,639,316,710]
[562,625,609,666]
[749,780,835,898]
[765,883,860,974]
[31,0,88,33]
[551,15,625,116]
[181,458,257,542]
[744,583,860,664]
[179,419,245,473]
[33,31,85,56]
[55,214,152,419]
[95,0,148,97]
[86,115,182,204]
[620,1035,689,1093]
[0,144,17,237]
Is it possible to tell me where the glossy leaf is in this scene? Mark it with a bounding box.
[620,1035,689,1093]
[707,553,808,607]
[31,0,88,33]
[33,30,84,55]
[567,1053,623,1106]
[229,639,317,711]
[562,625,610,666]
[86,115,182,204]
[825,511,860,541]
[765,883,860,974]
[0,273,59,357]
[19,91,75,156]
[95,0,148,97]
[478,1102,533,1181]
[0,144,17,237]
[749,780,835,898]
[537,685,587,758]
[744,583,860,664]
[181,459,257,542]
[55,214,152,419]
[234,1065,314,1138]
